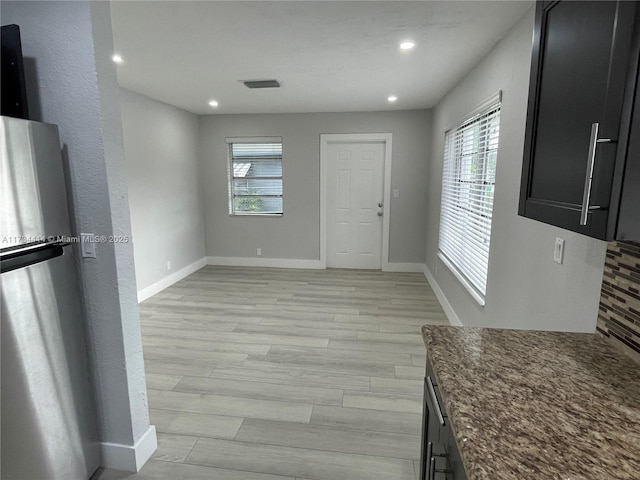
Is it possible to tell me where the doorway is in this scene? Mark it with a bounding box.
[320,134,392,269]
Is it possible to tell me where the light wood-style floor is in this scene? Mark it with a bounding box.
[93,266,449,480]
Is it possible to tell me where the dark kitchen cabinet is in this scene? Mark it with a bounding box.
[616,79,640,241]
[519,1,640,240]
[420,359,467,480]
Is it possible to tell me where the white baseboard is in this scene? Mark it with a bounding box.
[205,258,425,273]
[100,425,157,472]
[423,265,462,327]
[137,258,207,303]
[383,262,426,273]
[207,256,324,269]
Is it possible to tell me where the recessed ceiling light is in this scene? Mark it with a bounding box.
[400,41,415,51]
[388,96,398,103]
[112,54,124,64]
[208,100,219,107]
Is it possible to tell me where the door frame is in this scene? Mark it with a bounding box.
[320,133,393,270]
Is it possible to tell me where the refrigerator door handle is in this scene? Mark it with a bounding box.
[0,240,70,273]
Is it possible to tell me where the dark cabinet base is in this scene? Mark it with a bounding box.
[420,358,468,480]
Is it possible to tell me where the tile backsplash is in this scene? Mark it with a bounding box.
[597,241,640,361]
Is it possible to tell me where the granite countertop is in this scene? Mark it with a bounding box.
[421,325,640,480]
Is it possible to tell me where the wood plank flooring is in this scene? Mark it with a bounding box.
[92,266,448,480]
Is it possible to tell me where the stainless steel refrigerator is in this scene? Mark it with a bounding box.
[1,116,101,479]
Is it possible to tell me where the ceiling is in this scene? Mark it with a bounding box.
[110,1,532,115]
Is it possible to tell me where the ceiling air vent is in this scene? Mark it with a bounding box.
[243,80,280,89]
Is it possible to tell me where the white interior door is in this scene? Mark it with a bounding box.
[326,141,385,269]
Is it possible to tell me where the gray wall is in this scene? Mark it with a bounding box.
[200,111,432,263]
[2,0,151,451]
[120,89,206,291]
[425,9,607,332]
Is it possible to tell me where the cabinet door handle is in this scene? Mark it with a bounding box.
[426,376,445,426]
[429,456,436,480]
[580,122,613,226]
[425,442,433,480]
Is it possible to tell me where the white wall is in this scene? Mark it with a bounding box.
[1,0,155,471]
[200,110,431,264]
[425,8,607,332]
[120,89,206,296]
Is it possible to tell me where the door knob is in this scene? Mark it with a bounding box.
[377,212,383,217]
[378,203,383,207]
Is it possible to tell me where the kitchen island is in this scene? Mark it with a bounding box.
[421,325,640,480]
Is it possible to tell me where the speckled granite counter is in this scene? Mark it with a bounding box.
[421,325,640,480]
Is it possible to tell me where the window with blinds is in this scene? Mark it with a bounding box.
[438,96,501,304]
[227,137,283,215]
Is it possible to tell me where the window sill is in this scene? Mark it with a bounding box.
[437,251,486,307]
[229,213,283,218]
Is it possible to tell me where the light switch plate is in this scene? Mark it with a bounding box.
[554,237,565,264]
[393,189,400,198]
[80,233,97,259]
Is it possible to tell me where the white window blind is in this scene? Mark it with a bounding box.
[226,138,283,215]
[439,97,501,303]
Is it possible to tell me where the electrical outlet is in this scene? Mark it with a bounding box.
[256,248,262,256]
[554,238,565,264]
[166,260,171,270]
[393,189,400,198]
